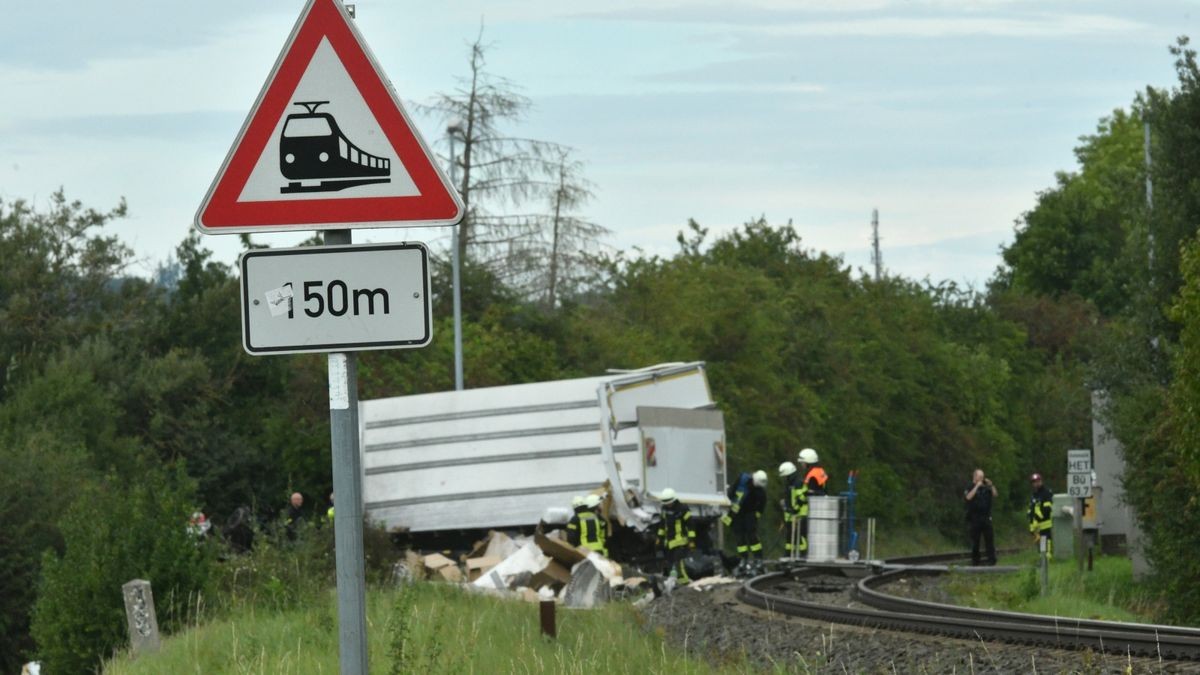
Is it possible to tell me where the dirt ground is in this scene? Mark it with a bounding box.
[639,581,1200,674]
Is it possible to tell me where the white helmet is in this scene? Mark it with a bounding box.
[778,461,797,477]
[584,494,602,509]
[752,470,768,487]
[659,488,678,503]
[798,448,819,465]
[571,495,585,508]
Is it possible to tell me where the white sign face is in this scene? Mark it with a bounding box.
[1068,483,1093,498]
[240,243,430,355]
[238,38,420,204]
[1067,449,1092,474]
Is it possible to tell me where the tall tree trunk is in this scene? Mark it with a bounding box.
[547,162,565,309]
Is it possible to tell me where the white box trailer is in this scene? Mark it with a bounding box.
[359,362,729,533]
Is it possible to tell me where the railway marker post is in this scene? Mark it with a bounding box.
[1067,449,1093,574]
[193,1,463,672]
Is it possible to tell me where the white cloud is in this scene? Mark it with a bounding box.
[752,13,1145,39]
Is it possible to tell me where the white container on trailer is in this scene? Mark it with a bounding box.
[359,362,728,533]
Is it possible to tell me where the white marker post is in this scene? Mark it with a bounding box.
[326,229,367,675]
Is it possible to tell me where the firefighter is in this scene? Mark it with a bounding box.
[565,495,586,546]
[577,493,608,557]
[794,448,829,559]
[778,461,803,557]
[722,470,767,576]
[656,488,696,581]
[1028,472,1054,558]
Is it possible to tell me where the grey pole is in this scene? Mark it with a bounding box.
[325,228,368,675]
[448,126,464,390]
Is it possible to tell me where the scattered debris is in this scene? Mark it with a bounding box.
[466,556,502,582]
[688,575,738,591]
[563,558,610,609]
[472,542,550,591]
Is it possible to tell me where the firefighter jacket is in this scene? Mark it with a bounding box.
[577,510,608,556]
[727,473,766,522]
[796,465,829,518]
[1028,485,1054,534]
[565,506,586,546]
[782,474,804,522]
[657,503,695,550]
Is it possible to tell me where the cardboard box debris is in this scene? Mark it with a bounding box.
[422,552,456,570]
[472,542,550,591]
[466,556,503,582]
[404,550,427,580]
[466,530,522,562]
[437,564,464,583]
[534,532,588,566]
[529,559,571,589]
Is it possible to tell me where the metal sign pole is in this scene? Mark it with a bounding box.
[326,228,368,674]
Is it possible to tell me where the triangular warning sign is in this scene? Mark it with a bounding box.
[195,0,462,233]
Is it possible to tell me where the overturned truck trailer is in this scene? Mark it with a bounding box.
[359,362,729,534]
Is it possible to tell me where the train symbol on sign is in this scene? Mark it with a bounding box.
[279,101,391,194]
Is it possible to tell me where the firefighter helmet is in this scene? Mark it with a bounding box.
[1030,473,1043,482]
[752,470,768,487]
[778,461,797,477]
[659,488,678,503]
[584,494,602,509]
[798,448,819,465]
[572,495,585,508]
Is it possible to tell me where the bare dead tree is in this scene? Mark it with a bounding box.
[539,147,608,308]
[421,30,561,270]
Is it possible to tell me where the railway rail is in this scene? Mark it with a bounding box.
[738,553,1200,660]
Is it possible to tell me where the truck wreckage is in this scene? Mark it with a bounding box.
[359,362,734,597]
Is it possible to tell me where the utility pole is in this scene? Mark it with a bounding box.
[870,208,882,281]
[448,124,464,391]
[1144,114,1154,270]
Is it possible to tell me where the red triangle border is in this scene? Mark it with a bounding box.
[196,0,462,233]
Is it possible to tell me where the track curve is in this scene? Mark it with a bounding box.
[738,554,1200,660]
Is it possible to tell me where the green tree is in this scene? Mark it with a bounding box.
[31,468,210,674]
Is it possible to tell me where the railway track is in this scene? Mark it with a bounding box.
[738,553,1200,660]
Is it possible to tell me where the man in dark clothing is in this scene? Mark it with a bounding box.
[285,492,305,540]
[964,469,997,565]
[1028,473,1054,558]
[723,470,767,576]
[657,488,696,581]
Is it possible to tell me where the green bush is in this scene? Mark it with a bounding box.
[206,516,401,616]
[30,467,210,674]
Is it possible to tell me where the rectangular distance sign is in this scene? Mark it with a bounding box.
[240,242,430,355]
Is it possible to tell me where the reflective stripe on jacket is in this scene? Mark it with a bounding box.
[657,508,695,550]
[578,511,607,554]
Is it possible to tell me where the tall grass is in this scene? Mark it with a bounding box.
[104,582,726,674]
[943,551,1164,623]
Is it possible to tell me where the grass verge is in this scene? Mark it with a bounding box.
[943,551,1164,623]
[104,581,729,674]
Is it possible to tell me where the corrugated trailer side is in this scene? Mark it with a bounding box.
[359,363,719,533]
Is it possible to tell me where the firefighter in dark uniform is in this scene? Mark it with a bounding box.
[577,493,608,557]
[794,448,828,559]
[656,488,696,581]
[723,470,767,576]
[1028,472,1054,558]
[565,495,586,546]
[779,461,802,557]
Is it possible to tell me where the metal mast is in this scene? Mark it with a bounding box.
[870,208,882,281]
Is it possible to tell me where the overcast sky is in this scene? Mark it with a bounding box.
[0,1,1189,286]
